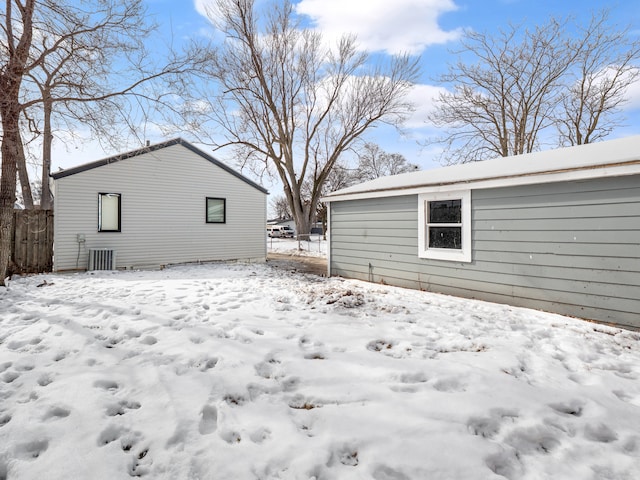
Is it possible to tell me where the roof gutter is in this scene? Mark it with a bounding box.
[322,159,640,203]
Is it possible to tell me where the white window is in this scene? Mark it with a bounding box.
[98,193,121,232]
[418,190,471,262]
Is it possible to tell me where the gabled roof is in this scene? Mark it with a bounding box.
[51,138,268,194]
[324,135,640,202]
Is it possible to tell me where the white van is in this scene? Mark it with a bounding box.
[266,225,294,238]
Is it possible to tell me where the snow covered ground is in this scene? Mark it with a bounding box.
[1,262,639,480]
[267,235,327,257]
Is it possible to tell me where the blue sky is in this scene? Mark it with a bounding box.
[52,0,640,187]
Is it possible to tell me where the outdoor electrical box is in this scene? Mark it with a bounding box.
[76,233,86,243]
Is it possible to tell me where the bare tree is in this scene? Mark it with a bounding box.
[558,11,640,146]
[429,10,640,164]
[1,0,36,285]
[354,142,418,181]
[270,195,292,220]
[14,0,194,209]
[183,0,419,235]
[429,18,574,164]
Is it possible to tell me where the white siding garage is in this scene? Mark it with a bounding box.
[52,138,268,271]
[324,136,640,330]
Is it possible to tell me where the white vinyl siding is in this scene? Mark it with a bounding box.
[53,143,266,271]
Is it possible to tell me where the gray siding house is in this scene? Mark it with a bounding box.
[323,136,640,330]
[52,138,268,271]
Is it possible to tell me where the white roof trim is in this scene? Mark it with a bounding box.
[323,136,640,203]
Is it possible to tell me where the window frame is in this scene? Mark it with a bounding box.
[418,190,471,262]
[205,197,226,224]
[98,192,121,232]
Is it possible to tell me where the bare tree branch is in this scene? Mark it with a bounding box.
[428,10,640,164]
[3,0,198,209]
[176,0,419,234]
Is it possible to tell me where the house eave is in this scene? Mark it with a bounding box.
[51,138,269,195]
[322,159,640,203]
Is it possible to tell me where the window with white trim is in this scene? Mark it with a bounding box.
[418,190,471,262]
[98,193,121,232]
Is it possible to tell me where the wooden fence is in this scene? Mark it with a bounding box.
[12,209,54,274]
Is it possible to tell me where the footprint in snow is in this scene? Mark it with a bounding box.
[622,435,639,453]
[139,336,157,346]
[484,450,523,479]
[38,373,53,387]
[328,444,359,467]
[198,405,218,435]
[15,363,34,372]
[432,376,466,393]
[254,361,275,379]
[390,371,428,392]
[303,351,326,360]
[97,425,127,446]
[249,427,271,444]
[371,464,411,480]
[94,379,119,392]
[612,389,640,406]
[467,409,518,439]
[220,430,242,444]
[367,339,395,352]
[106,400,142,417]
[504,425,561,454]
[7,337,42,351]
[584,423,618,443]
[0,414,11,428]
[42,406,71,421]
[53,351,68,361]
[125,329,142,339]
[15,438,49,460]
[548,399,584,417]
[223,394,246,406]
[1,371,19,384]
[192,356,218,372]
[128,447,151,477]
[398,372,428,384]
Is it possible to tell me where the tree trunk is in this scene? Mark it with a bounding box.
[0,122,20,285]
[40,97,54,210]
[290,195,311,239]
[0,0,35,285]
[293,213,311,240]
[16,134,35,209]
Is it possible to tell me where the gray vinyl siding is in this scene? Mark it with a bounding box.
[53,144,266,271]
[329,175,640,329]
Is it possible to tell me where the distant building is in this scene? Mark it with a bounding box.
[52,138,268,271]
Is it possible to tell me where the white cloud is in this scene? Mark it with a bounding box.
[296,0,461,55]
[404,83,447,129]
[623,70,640,111]
[194,0,215,18]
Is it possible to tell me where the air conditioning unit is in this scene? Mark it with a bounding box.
[88,249,116,270]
